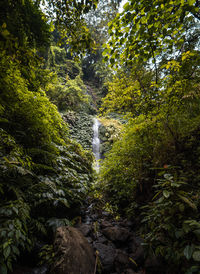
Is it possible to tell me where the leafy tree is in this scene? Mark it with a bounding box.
[42,0,99,55]
[45,45,93,113]
[82,0,121,91]
[104,0,200,66]
[99,1,200,273]
[0,0,97,272]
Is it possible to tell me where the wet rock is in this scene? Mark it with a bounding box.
[115,249,132,273]
[86,236,93,244]
[102,226,131,243]
[115,249,130,265]
[128,236,143,254]
[51,226,95,274]
[77,223,92,236]
[119,219,134,228]
[101,220,113,228]
[93,242,116,272]
[129,245,145,265]
[96,233,108,244]
[102,211,111,217]
[91,213,99,220]
[128,236,145,266]
[83,215,92,224]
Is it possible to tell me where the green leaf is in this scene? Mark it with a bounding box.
[3,245,11,259]
[179,203,185,212]
[184,245,194,260]
[188,0,195,5]
[110,58,115,65]
[178,195,197,210]
[1,29,10,37]
[0,264,7,274]
[175,230,183,239]
[163,190,170,198]
[193,229,200,237]
[192,251,200,262]
[123,2,130,11]
[12,246,20,256]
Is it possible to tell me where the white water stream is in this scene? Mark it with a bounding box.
[92,118,101,172]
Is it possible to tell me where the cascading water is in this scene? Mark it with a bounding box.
[92,117,101,172]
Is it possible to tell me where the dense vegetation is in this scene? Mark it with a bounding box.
[1,0,200,273]
[99,0,200,273]
[0,0,97,272]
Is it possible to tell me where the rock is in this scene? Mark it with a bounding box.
[115,249,132,273]
[129,245,145,265]
[144,254,160,270]
[90,213,99,220]
[119,219,134,228]
[82,215,92,224]
[51,226,95,274]
[95,233,108,244]
[102,211,111,217]
[128,236,143,254]
[101,220,113,228]
[115,249,130,265]
[86,236,93,244]
[77,223,92,237]
[102,226,130,243]
[93,242,116,272]
[128,236,145,265]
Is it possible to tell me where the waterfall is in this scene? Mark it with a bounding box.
[92,118,101,172]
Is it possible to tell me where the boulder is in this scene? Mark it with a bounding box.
[114,249,132,273]
[77,223,92,237]
[93,242,116,272]
[100,220,113,229]
[51,226,95,274]
[102,226,130,243]
[95,232,108,244]
[126,236,145,266]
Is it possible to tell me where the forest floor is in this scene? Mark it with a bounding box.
[74,195,161,274]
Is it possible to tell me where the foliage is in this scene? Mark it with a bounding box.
[42,0,99,56]
[0,0,51,49]
[0,52,66,148]
[141,172,200,273]
[100,67,154,116]
[99,117,123,157]
[103,0,200,68]
[46,76,91,112]
[45,46,95,113]
[46,46,81,79]
[39,244,55,266]
[0,122,94,273]
[0,0,96,272]
[63,111,94,150]
[99,98,200,271]
[81,0,120,96]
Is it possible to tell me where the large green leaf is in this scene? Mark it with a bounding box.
[163,190,170,198]
[184,245,194,260]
